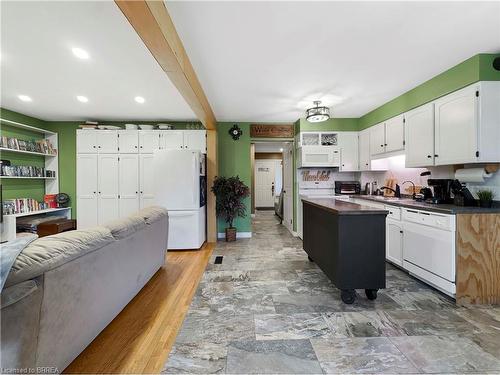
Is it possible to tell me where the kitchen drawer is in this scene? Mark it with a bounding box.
[384,205,401,220]
[402,208,455,231]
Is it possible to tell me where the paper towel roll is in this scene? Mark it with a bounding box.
[455,168,492,183]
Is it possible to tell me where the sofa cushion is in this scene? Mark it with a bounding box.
[134,206,168,225]
[5,227,114,287]
[103,215,147,240]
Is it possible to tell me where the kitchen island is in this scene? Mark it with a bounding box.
[302,198,388,303]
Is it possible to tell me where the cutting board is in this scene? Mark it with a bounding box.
[383,178,397,197]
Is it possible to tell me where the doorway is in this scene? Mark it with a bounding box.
[251,141,294,233]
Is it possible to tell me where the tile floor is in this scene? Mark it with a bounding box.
[163,211,500,374]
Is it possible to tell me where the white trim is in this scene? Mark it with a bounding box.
[217,231,252,239]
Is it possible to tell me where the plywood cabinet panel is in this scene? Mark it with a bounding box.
[456,213,500,305]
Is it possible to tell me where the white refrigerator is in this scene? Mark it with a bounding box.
[154,150,206,250]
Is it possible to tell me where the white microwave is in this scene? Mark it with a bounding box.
[297,146,340,168]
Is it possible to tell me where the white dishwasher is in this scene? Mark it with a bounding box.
[402,208,456,296]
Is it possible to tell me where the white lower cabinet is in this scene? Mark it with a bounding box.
[386,219,403,266]
[139,154,155,209]
[76,154,98,228]
[97,154,120,224]
[358,129,370,170]
[119,154,140,217]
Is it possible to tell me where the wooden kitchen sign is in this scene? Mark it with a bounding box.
[250,124,294,138]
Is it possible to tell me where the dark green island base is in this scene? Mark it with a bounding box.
[302,198,389,304]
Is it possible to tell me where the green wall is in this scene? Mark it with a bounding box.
[358,53,500,129]
[216,122,252,233]
[297,118,359,132]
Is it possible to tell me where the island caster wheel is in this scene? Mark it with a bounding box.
[365,289,378,300]
[308,256,314,262]
[341,289,356,304]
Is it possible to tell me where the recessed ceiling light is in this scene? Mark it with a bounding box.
[135,96,145,104]
[18,95,32,102]
[76,95,89,103]
[72,47,89,59]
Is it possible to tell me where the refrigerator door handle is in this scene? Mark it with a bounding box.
[193,153,198,206]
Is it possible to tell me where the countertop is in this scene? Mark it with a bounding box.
[352,195,500,214]
[302,198,389,216]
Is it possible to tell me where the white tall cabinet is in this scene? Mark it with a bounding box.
[76,129,206,229]
[404,103,435,167]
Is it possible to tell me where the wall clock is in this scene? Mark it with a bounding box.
[229,124,242,140]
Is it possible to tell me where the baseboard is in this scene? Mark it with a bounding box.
[217,232,252,239]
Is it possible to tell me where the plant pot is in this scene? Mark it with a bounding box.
[479,200,493,208]
[225,227,237,242]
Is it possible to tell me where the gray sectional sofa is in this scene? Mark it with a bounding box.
[0,206,168,373]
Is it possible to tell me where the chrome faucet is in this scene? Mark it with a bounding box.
[380,184,401,198]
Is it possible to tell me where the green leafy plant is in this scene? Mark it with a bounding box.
[211,176,250,228]
[477,189,494,202]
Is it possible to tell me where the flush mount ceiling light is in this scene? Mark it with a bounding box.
[72,47,90,60]
[18,94,32,102]
[134,96,145,104]
[306,100,330,123]
[76,95,88,103]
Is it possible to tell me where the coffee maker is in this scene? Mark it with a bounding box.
[427,179,454,204]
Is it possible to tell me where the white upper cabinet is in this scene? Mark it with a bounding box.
[434,82,500,165]
[370,123,385,156]
[96,130,119,153]
[77,130,97,153]
[298,132,338,147]
[434,84,478,165]
[405,103,435,167]
[138,131,160,153]
[359,129,371,171]
[184,130,207,152]
[160,130,184,150]
[118,130,139,153]
[385,114,405,152]
[338,132,359,171]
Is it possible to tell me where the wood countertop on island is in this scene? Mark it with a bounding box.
[302,198,389,216]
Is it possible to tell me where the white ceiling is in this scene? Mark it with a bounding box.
[166,1,500,122]
[0,1,196,121]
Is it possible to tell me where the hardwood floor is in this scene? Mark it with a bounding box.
[64,242,215,374]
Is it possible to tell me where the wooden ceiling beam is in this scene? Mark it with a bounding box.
[115,0,216,129]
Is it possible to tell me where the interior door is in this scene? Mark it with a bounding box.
[76,154,98,229]
[96,130,118,153]
[119,154,139,217]
[139,131,160,153]
[139,154,155,208]
[385,114,405,152]
[370,123,385,155]
[184,130,206,152]
[118,130,139,153]
[76,130,97,153]
[283,143,293,232]
[161,131,184,149]
[434,84,478,165]
[97,154,119,224]
[255,160,276,208]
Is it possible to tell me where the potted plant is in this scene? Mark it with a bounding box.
[477,189,494,208]
[211,176,250,241]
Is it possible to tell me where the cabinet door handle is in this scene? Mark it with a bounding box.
[434,154,439,157]
[380,144,384,147]
[384,143,387,146]
[427,155,432,158]
[93,145,96,149]
[136,191,138,194]
[98,191,101,194]
[93,191,96,194]
[135,146,138,148]
[399,230,403,234]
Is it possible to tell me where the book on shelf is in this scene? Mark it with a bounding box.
[0,136,57,155]
[2,198,49,215]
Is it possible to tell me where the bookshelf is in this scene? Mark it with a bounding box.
[1,118,63,241]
